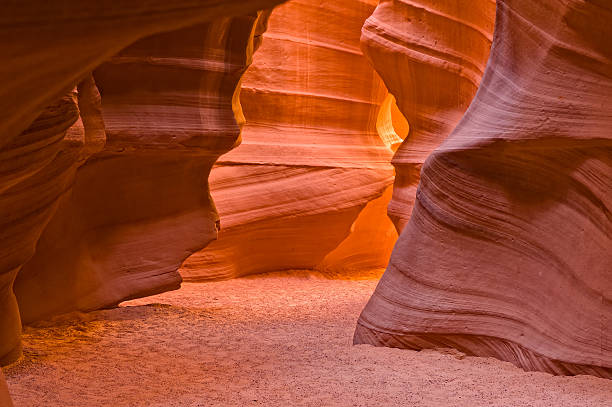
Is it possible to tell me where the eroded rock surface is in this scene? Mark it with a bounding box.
[0,0,286,149]
[0,80,104,366]
[1,1,285,366]
[355,0,612,378]
[180,0,398,281]
[361,0,495,231]
[15,13,271,324]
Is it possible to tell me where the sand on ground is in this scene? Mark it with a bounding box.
[4,270,612,406]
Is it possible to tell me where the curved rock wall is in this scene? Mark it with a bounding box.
[0,0,285,150]
[361,0,495,231]
[1,1,285,366]
[355,0,612,378]
[180,0,398,281]
[0,81,104,366]
[15,13,270,324]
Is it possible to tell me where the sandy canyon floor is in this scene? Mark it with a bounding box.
[4,270,612,406]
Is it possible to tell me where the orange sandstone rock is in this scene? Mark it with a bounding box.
[0,82,102,366]
[180,0,398,281]
[0,0,286,149]
[15,13,271,324]
[356,0,612,378]
[1,1,286,366]
[361,0,495,231]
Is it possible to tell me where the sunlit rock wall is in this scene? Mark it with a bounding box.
[355,0,612,378]
[181,0,398,281]
[0,0,286,366]
[361,0,495,231]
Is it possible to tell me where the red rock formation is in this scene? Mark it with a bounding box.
[15,13,271,324]
[316,185,398,274]
[361,0,495,231]
[180,0,398,281]
[0,0,285,148]
[0,80,104,366]
[1,1,285,366]
[355,0,612,377]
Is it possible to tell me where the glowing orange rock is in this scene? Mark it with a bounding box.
[180,0,397,281]
[356,0,612,377]
[361,0,495,231]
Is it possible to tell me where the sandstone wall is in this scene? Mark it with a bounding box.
[16,13,270,322]
[0,0,285,367]
[0,82,104,365]
[360,0,495,231]
[180,0,398,281]
[355,0,612,378]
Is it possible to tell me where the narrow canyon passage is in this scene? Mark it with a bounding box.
[4,272,611,406]
[1,0,610,405]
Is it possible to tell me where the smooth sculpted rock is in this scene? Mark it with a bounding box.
[0,78,105,366]
[360,0,495,231]
[355,0,612,377]
[180,0,398,281]
[0,0,286,149]
[14,13,272,323]
[1,1,285,365]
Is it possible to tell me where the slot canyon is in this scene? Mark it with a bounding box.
[1,0,610,406]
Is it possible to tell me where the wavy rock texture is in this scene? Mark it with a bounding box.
[1,1,285,366]
[180,0,398,281]
[0,0,285,149]
[14,13,271,326]
[361,0,495,231]
[0,78,105,366]
[355,0,612,378]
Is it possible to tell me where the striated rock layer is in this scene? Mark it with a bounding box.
[180,0,398,281]
[1,1,285,366]
[361,0,495,231]
[0,79,105,366]
[15,13,271,324]
[0,0,286,149]
[355,0,612,377]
